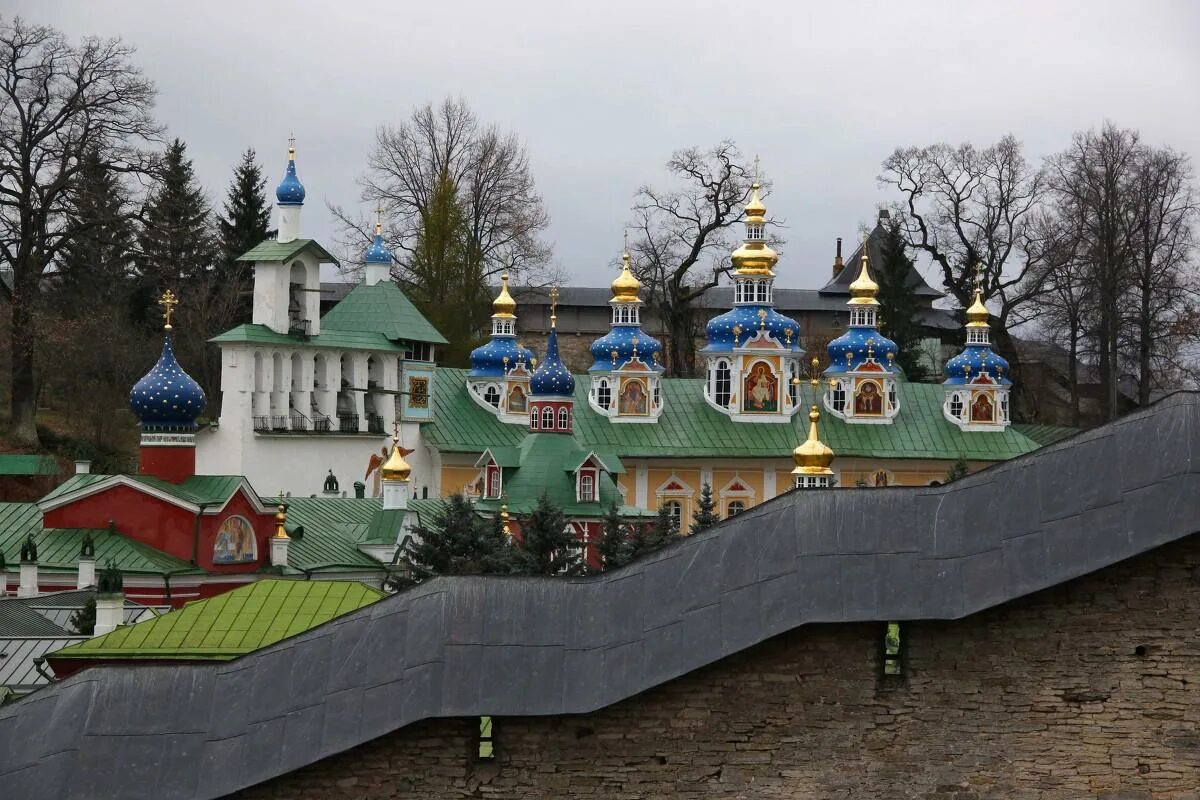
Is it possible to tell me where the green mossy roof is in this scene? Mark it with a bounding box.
[49,579,383,661]
[422,368,1044,462]
[319,281,448,345]
[235,238,339,266]
[0,455,58,476]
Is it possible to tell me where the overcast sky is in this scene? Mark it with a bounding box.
[12,1,1200,290]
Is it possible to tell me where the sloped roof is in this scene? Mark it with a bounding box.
[423,369,1043,462]
[819,216,943,298]
[234,238,339,266]
[39,474,252,512]
[209,323,409,353]
[319,281,448,345]
[0,600,70,637]
[0,456,57,477]
[0,392,1196,799]
[473,433,627,516]
[277,496,392,572]
[0,638,86,692]
[47,580,382,663]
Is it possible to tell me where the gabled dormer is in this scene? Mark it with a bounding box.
[474,447,521,501]
[568,452,621,504]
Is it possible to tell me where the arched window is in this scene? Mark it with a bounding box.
[578,473,595,502]
[756,282,768,303]
[715,360,732,407]
[727,500,746,518]
[788,363,799,405]
[596,379,611,410]
[831,380,847,412]
[542,407,554,429]
[888,383,898,412]
[558,407,569,429]
[666,501,682,532]
[653,384,661,408]
[530,408,539,429]
[483,385,501,408]
[949,392,964,419]
[747,222,764,241]
[1000,392,1009,421]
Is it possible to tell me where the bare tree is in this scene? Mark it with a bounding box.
[332,97,551,285]
[0,18,160,445]
[629,142,774,377]
[879,136,1048,350]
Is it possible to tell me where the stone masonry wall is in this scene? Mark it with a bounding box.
[234,535,1200,799]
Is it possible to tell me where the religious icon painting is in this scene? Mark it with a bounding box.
[618,379,649,415]
[743,361,778,413]
[213,515,257,564]
[970,391,994,423]
[507,385,528,413]
[854,381,884,416]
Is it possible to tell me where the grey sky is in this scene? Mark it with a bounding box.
[12,0,1200,291]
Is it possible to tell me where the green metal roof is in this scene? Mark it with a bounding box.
[48,579,382,662]
[473,434,629,516]
[319,281,448,345]
[1013,423,1081,447]
[235,238,339,266]
[279,496,392,572]
[422,369,1044,461]
[41,474,249,510]
[0,455,58,476]
[210,324,408,353]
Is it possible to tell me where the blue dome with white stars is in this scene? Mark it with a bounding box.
[469,336,535,378]
[944,345,1011,386]
[825,327,898,375]
[129,333,207,429]
[589,325,663,372]
[275,151,305,206]
[364,232,391,264]
[703,305,802,353]
[531,328,575,396]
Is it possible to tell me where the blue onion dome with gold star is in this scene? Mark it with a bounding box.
[531,312,575,397]
[275,141,305,205]
[129,292,206,430]
[469,273,535,378]
[364,214,391,264]
[825,249,898,375]
[944,288,1011,386]
[703,175,802,354]
[589,248,664,371]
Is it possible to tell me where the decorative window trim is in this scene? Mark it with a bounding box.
[541,407,554,430]
[558,407,570,429]
[408,376,430,409]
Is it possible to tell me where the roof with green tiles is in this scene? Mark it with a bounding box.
[278,496,394,569]
[234,238,339,266]
[0,455,58,476]
[1013,423,1082,447]
[423,369,1044,462]
[41,473,253,511]
[319,281,447,345]
[48,580,383,662]
[210,324,408,353]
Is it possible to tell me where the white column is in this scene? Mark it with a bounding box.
[700,465,713,492]
[94,594,124,636]
[278,205,302,244]
[635,463,649,510]
[18,561,38,598]
[77,557,96,589]
[270,536,290,568]
[350,354,368,432]
[763,466,777,500]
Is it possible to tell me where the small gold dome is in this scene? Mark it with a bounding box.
[492,272,517,319]
[732,240,779,276]
[965,289,990,328]
[847,248,879,306]
[380,436,412,482]
[792,405,835,475]
[610,250,642,303]
[744,181,766,221]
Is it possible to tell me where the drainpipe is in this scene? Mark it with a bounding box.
[190,502,219,565]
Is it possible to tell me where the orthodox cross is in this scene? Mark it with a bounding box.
[753,154,760,184]
[288,133,296,152]
[549,287,559,327]
[623,228,629,254]
[866,339,875,361]
[159,290,178,330]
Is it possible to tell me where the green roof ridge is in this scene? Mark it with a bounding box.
[320,281,448,344]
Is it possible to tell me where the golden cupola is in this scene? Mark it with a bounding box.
[610,248,643,304]
[731,170,779,277]
[492,272,517,318]
[380,434,412,482]
[965,288,990,328]
[792,405,835,476]
[847,247,880,306]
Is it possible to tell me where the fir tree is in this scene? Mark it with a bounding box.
[875,221,929,382]
[515,492,585,576]
[597,501,629,571]
[690,482,719,535]
[945,458,970,483]
[406,494,516,579]
[69,596,96,636]
[55,149,136,308]
[624,504,678,563]
[217,148,270,322]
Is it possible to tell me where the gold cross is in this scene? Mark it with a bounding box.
[623,228,629,254]
[549,287,559,328]
[159,290,178,330]
[975,260,984,293]
[753,154,760,184]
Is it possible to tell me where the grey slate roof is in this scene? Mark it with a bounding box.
[0,600,70,638]
[0,638,87,694]
[0,393,1198,799]
[818,212,944,298]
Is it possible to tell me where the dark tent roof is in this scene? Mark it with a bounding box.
[819,211,944,298]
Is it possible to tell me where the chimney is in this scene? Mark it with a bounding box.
[270,501,290,568]
[878,209,890,222]
[74,459,92,475]
[17,534,38,598]
[94,561,125,637]
[77,531,97,589]
[832,237,844,278]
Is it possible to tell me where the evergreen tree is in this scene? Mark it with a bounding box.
[69,596,96,635]
[406,168,489,367]
[515,492,585,576]
[624,504,679,564]
[875,221,929,382]
[55,149,136,307]
[216,148,270,322]
[135,138,218,322]
[598,501,629,571]
[406,494,516,579]
[945,458,970,483]
[690,482,719,535]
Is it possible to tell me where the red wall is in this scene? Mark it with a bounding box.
[138,446,196,484]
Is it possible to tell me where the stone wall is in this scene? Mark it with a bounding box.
[234,535,1200,799]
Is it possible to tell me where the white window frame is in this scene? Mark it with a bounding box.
[542,407,554,429]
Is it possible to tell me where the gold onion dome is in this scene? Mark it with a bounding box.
[731,181,778,276]
[610,249,642,303]
[847,247,879,306]
[792,405,835,475]
[965,289,990,327]
[380,435,412,482]
[492,272,517,318]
